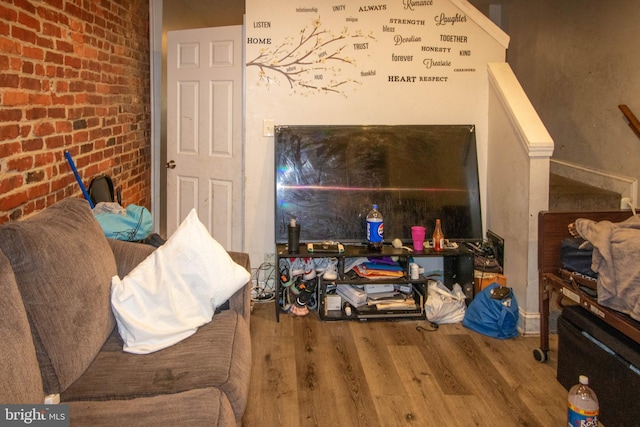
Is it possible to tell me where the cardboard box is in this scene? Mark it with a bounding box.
[325,294,342,311]
[473,272,506,295]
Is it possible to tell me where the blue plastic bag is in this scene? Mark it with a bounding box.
[93,203,152,241]
[462,283,519,339]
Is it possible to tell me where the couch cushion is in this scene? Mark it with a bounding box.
[0,198,117,394]
[61,309,251,421]
[0,250,44,403]
[110,208,251,354]
[67,387,236,427]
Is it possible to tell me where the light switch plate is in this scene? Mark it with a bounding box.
[263,119,275,137]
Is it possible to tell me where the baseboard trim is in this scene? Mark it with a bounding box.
[551,159,637,207]
[518,308,541,336]
[518,306,563,336]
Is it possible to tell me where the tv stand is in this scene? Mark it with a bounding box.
[275,243,473,322]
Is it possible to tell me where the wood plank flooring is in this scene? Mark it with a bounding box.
[243,302,570,426]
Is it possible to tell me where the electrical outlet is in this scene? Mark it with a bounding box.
[264,253,275,264]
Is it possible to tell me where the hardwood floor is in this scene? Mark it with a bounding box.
[243,302,569,426]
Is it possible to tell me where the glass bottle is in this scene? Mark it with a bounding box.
[432,219,444,251]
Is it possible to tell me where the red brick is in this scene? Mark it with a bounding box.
[13,0,37,14]
[43,23,62,39]
[2,92,29,106]
[18,12,41,32]
[37,3,66,24]
[0,55,9,71]
[0,142,22,161]
[0,124,20,141]
[35,35,54,49]
[0,73,19,88]
[21,201,36,217]
[19,76,42,91]
[55,121,72,133]
[34,122,55,137]
[44,135,65,149]
[28,93,52,106]
[6,156,33,172]
[48,107,66,119]
[51,93,73,105]
[0,190,30,212]
[11,26,37,45]
[0,109,22,121]
[0,174,23,193]
[0,6,17,22]
[23,45,44,60]
[22,60,34,74]
[27,182,51,199]
[22,138,44,152]
[73,131,89,143]
[19,124,31,138]
[44,50,63,65]
[34,152,54,167]
[25,107,47,120]
[26,170,46,183]
[89,150,103,163]
[65,55,81,69]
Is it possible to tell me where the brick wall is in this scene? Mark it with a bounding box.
[0,0,151,223]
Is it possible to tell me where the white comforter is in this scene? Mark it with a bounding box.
[576,215,640,321]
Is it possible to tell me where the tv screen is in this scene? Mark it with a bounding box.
[275,125,482,244]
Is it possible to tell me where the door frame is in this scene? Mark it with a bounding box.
[149,0,162,233]
[149,2,246,248]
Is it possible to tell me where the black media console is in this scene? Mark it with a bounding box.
[275,243,473,322]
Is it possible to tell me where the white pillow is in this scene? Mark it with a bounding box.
[110,209,250,354]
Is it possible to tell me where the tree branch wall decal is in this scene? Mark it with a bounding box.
[247,17,376,97]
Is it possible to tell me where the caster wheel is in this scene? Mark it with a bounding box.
[533,347,547,363]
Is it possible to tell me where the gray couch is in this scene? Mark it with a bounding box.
[0,199,252,426]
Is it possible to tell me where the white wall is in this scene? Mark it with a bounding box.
[244,0,508,264]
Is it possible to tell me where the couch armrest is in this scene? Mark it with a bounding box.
[107,239,156,278]
[227,251,251,326]
[108,241,251,325]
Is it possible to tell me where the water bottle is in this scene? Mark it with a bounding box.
[366,204,383,252]
[567,375,599,427]
[287,218,300,253]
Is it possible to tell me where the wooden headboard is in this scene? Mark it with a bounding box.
[538,210,634,274]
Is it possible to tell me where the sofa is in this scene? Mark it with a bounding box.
[0,198,252,426]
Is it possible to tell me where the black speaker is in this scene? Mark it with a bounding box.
[443,253,474,303]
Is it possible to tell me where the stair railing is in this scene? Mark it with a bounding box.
[619,104,640,139]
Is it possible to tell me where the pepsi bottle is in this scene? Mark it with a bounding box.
[366,204,383,252]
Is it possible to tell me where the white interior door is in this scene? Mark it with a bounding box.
[166,26,243,251]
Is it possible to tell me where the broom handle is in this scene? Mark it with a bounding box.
[64,150,94,208]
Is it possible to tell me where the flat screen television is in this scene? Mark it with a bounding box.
[274,125,482,244]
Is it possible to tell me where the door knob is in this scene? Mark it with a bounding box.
[166,160,176,169]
